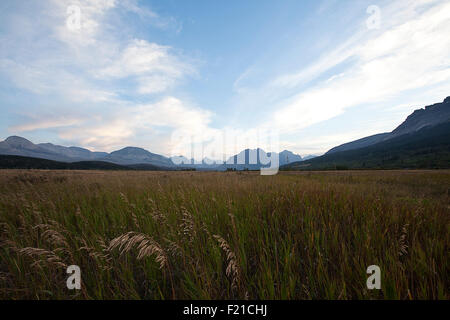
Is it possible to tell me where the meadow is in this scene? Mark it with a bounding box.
[0,169,448,299]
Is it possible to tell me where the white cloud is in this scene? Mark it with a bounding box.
[98,40,189,78]
[137,75,176,94]
[0,0,191,102]
[49,96,214,153]
[136,97,212,131]
[97,39,193,94]
[0,58,118,102]
[265,0,450,135]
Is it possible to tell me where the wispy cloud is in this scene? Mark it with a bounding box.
[268,0,450,133]
[96,39,194,94]
[11,96,213,154]
[10,116,84,133]
[55,97,213,153]
[1,0,209,152]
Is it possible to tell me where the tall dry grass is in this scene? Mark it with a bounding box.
[0,169,448,299]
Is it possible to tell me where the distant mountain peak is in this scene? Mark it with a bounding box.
[4,136,36,148]
[279,150,302,165]
[106,146,173,166]
[392,97,450,136]
[5,135,32,143]
[279,149,301,156]
[111,146,149,155]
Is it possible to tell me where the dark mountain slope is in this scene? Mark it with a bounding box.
[282,121,450,170]
[392,96,450,136]
[327,97,450,154]
[38,143,108,160]
[326,133,391,154]
[0,155,131,170]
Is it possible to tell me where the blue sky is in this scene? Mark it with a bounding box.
[1,0,449,158]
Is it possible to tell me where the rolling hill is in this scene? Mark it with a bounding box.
[0,155,131,170]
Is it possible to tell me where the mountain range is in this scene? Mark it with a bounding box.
[283,96,450,170]
[326,96,450,154]
[2,96,448,171]
[171,149,304,169]
[0,136,304,170]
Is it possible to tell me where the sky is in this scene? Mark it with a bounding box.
[1,0,449,159]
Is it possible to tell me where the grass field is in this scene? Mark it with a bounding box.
[0,169,448,299]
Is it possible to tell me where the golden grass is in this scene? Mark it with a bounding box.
[0,169,448,299]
